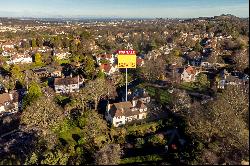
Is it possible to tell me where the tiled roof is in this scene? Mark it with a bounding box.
[97,54,112,59]
[100,63,112,73]
[185,66,196,75]
[54,77,78,86]
[109,100,147,118]
[136,58,144,65]
[0,93,11,106]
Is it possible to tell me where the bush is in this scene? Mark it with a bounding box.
[135,138,145,148]
[120,154,163,164]
[147,134,166,146]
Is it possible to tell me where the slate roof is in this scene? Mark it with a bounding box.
[0,93,11,106]
[109,100,147,118]
[54,77,78,86]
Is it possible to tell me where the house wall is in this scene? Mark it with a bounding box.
[55,84,79,93]
[181,71,193,82]
[0,106,5,113]
[51,71,62,77]
[112,116,126,127]
[138,112,147,119]
[7,57,32,64]
[140,97,150,103]
[125,115,138,123]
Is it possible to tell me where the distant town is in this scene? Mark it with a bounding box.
[0,14,249,165]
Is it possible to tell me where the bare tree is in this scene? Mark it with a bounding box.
[84,78,116,110]
[232,49,249,71]
[94,144,121,165]
[20,95,65,148]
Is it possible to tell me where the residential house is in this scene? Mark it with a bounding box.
[122,88,151,104]
[99,63,118,76]
[0,91,21,116]
[201,61,212,68]
[32,66,62,78]
[32,67,50,78]
[1,48,16,57]
[217,69,248,89]
[1,42,15,50]
[105,99,148,127]
[136,57,145,67]
[53,49,71,60]
[51,66,63,77]
[181,66,197,82]
[184,51,202,66]
[6,52,32,64]
[54,76,83,93]
[96,53,116,65]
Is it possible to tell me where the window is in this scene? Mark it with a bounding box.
[57,89,62,92]
[5,102,10,106]
[116,121,123,125]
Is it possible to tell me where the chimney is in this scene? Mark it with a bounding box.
[77,75,80,87]
[9,93,13,100]
[132,99,137,107]
[107,103,111,112]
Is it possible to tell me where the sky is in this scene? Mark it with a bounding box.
[0,0,248,18]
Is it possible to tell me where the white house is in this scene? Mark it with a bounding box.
[99,63,118,76]
[0,91,19,116]
[1,50,13,57]
[53,49,71,60]
[201,62,212,68]
[1,42,15,50]
[6,53,32,64]
[181,66,197,82]
[105,99,148,127]
[96,53,116,65]
[54,76,83,93]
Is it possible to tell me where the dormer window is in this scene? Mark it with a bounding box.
[5,101,10,106]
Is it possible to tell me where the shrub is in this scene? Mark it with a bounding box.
[147,134,166,146]
[135,138,145,148]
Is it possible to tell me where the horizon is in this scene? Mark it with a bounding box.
[0,0,248,18]
[0,14,249,20]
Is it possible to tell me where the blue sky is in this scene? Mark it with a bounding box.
[0,0,248,18]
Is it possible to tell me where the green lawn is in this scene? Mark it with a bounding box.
[178,82,196,91]
[120,154,163,164]
[126,120,163,136]
[58,126,82,145]
[57,59,71,65]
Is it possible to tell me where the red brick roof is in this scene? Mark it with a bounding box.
[136,58,144,66]
[100,63,111,73]
[97,54,112,59]
[185,66,196,75]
